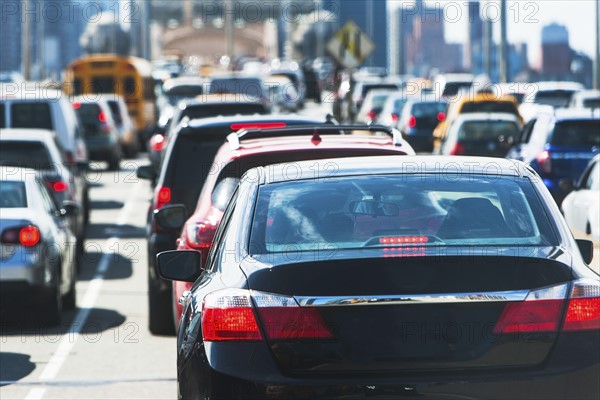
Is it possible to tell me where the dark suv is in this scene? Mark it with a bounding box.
[137,115,327,334]
[507,109,600,205]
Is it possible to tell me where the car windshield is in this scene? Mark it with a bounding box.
[0,141,54,170]
[458,120,520,142]
[249,174,557,254]
[550,120,600,146]
[461,101,518,115]
[0,181,27,208]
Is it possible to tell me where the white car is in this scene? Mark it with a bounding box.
[569,90,600,110]
[0,166,78,325]
[562,154,600,240]
[0,83,87,165]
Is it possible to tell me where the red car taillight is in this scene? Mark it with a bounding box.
[150,134,166,152]
[494,283,568,334]
[563,279,600,331]
[449,143,465,155]
[46,179,69,193]
[536,150,552,174]
[494,279,600,334]
[155,186,171,208]
[186,222,217,249]
[407,115,416,129]
[1,225,41,247]
[201,289,333,342]
[366,110,378,122]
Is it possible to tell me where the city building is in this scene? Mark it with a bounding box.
[541,23,571,77]
[0,1,22,72]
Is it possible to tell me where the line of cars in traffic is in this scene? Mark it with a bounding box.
[136,72,599,398]
[1,67,598,398]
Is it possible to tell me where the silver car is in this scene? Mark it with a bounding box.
[0,167,78,325]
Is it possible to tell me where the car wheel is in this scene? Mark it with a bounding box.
[107,152,121,171]
[39,275,62,326]
[83,188,90,227]
[63,276,76,311]
[148,274,175,335]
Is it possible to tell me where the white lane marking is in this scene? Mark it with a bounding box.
[24,186,138,400]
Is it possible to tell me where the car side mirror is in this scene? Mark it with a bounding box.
[576,239,594,264]
[136,165,156,181]
[60,200,81,217]
[157,250,202,282]
[154,204,187,231]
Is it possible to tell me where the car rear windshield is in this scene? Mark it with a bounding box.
[0,104,5,128]
[460,101,517,115]
[458,120,520,142]
[0,181,27,208]
[76,103,102,124]
[412,101,447,117]
[182,103,267,120]
[583,98,600,109]
[10,103,53,130]
[208,78,264,99]
[362,84,398,98]
[165,130,236,211]
[166,85,204,105]
[0,141,54,170]
[534,90,576,107]
[249,174,557,254]
[550,120,600,146]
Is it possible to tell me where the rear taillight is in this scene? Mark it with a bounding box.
[201,289,333,342]
[202,289,262,341]
[391,113,399,123]
[150,134,166,152]
[156,186,171,207]
[47,179,69,193]
[98,112,107,123]
[366,110,378,122]
[536,150,552,174]
[185,221,217,250]
[1,225,41,247]
[563,279,600,331]
[494,283,568,334]
[449,143,465,155]
[437,111,446,121]
[407,115,416,129]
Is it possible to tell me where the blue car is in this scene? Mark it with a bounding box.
[508,109,600,205]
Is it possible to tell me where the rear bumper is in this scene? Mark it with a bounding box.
[202,365,600,400]
[0,249,48,286]
[185,330,600,400]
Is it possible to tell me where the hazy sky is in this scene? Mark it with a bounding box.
[389,0,598,65]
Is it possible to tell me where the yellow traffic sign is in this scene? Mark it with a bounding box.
[326,21,375,68]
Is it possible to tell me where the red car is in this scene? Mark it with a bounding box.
[155,125,416,326]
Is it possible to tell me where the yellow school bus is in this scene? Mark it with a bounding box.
[64,54,156,138]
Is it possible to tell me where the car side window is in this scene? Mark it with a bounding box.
[520,118,536,143]
[205,187,239,272]
[35,178,58,214]
[586,161,599,190]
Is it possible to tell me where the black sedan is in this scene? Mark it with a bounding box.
[158,156,599,400]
